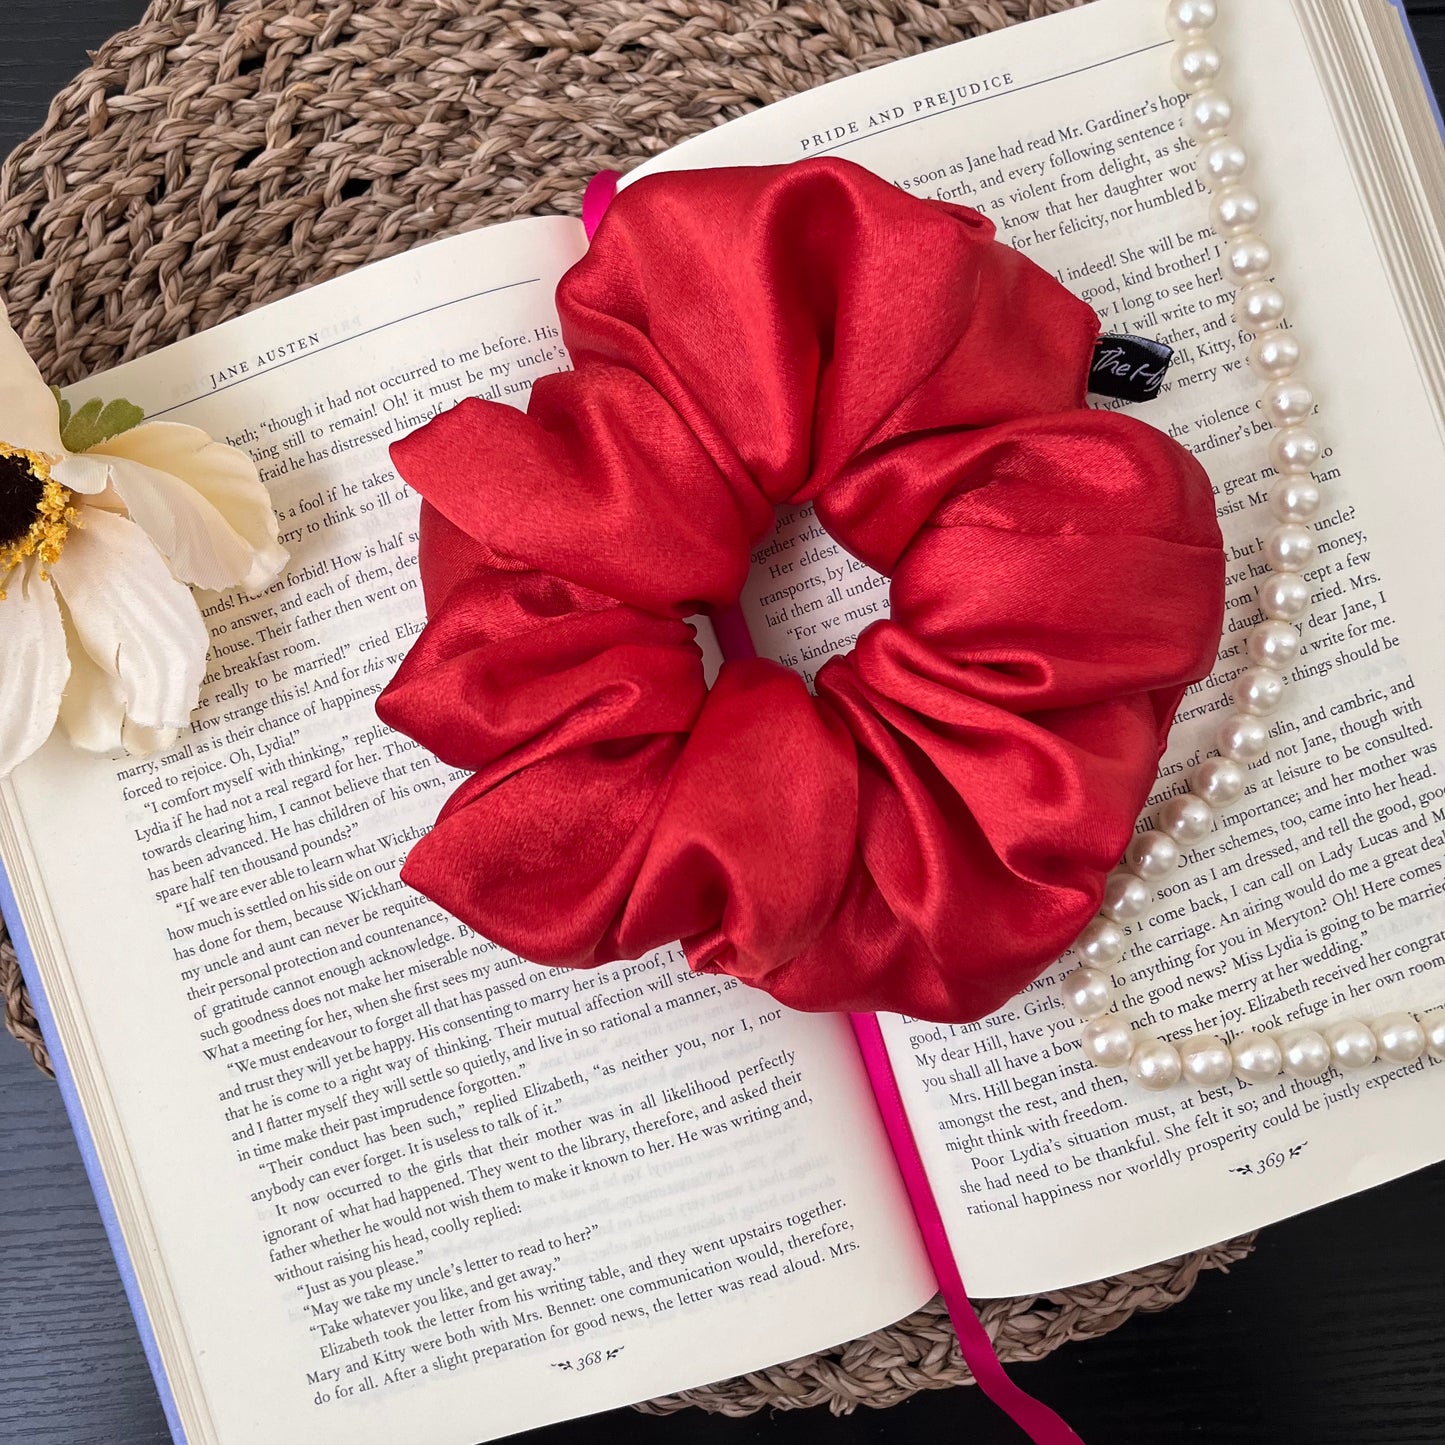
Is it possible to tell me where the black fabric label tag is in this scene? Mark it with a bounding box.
[1088,334,1173,403]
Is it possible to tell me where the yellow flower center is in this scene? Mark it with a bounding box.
[0,442,79,599]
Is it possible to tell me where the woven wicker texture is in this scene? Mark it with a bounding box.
[0,0,1255,1414]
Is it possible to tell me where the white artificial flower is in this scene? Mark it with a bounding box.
[0,302,288,777]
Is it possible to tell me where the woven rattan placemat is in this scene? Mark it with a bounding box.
[0,0,1254,1413]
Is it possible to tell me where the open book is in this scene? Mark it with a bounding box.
[4,2,1445,1442]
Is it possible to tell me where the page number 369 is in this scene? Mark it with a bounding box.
[1230,1143,1309,1178]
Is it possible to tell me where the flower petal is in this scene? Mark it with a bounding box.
[0,557,68,777]
[50,453,114,496]
[49,509,209,733]
[0,302,64,458]
[121,721,180,756]
[55,607,125,753]
[87,422,288,593]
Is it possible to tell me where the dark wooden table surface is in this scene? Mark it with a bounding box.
[3,4,1445,1443]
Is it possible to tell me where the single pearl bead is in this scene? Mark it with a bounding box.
[1173,40,1223,91]
[1191,756,1247,808]
[1422,1010,1445,1061]
[1269,425,1322,473]
[1258,570,1311,622]
[1183,89,1232,140]
[1217,711,1269,763]
[1126,829,1180,881]
[1263,524,1316,572]
[1166,0,1217,38]
[1233,665,1285,716]
[1199,138,1249,188]
[1061,966,1113,1020]
[1372,1012,1426,1064]
[1232,1031,1283,1083]
[1159,791,1214,843]
[1268,476,1322,523]
[1081,1016,1135,1069]
[1236,281,1287,332]
[1222,234,1271,283]
[1280,1027,1333,1080]
[1130,1038,1183,1092]
[1101,870,1152,923]
[1261,378,1314,427]
[1325,1019,1377,1069]
[1180,1034,1234,1088]
[1076,916,1127,967]
[1249,331,1301,380]
[1247,620,1301,669]
[1212,186,1262,236]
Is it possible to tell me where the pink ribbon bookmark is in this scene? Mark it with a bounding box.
[582,169,620,240]
[850,1014,1086,1445]
[578,169,1083,1441]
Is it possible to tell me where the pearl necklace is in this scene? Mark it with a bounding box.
[1060,0,1445,1092]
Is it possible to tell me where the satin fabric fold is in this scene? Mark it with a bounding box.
[378,158,1225,1022]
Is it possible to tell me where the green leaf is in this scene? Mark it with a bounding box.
[50,385,71,436]
[61,396,146,454]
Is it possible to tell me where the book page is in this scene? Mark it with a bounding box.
[634,0,1445,1293]
[0,216,932,1445]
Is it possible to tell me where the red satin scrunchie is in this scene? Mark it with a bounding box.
[376,158,1225,1023]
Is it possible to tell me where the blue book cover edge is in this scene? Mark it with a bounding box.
[0,862,189,1445]
[1392,0,1445,140]
[0,11,1439,1445]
